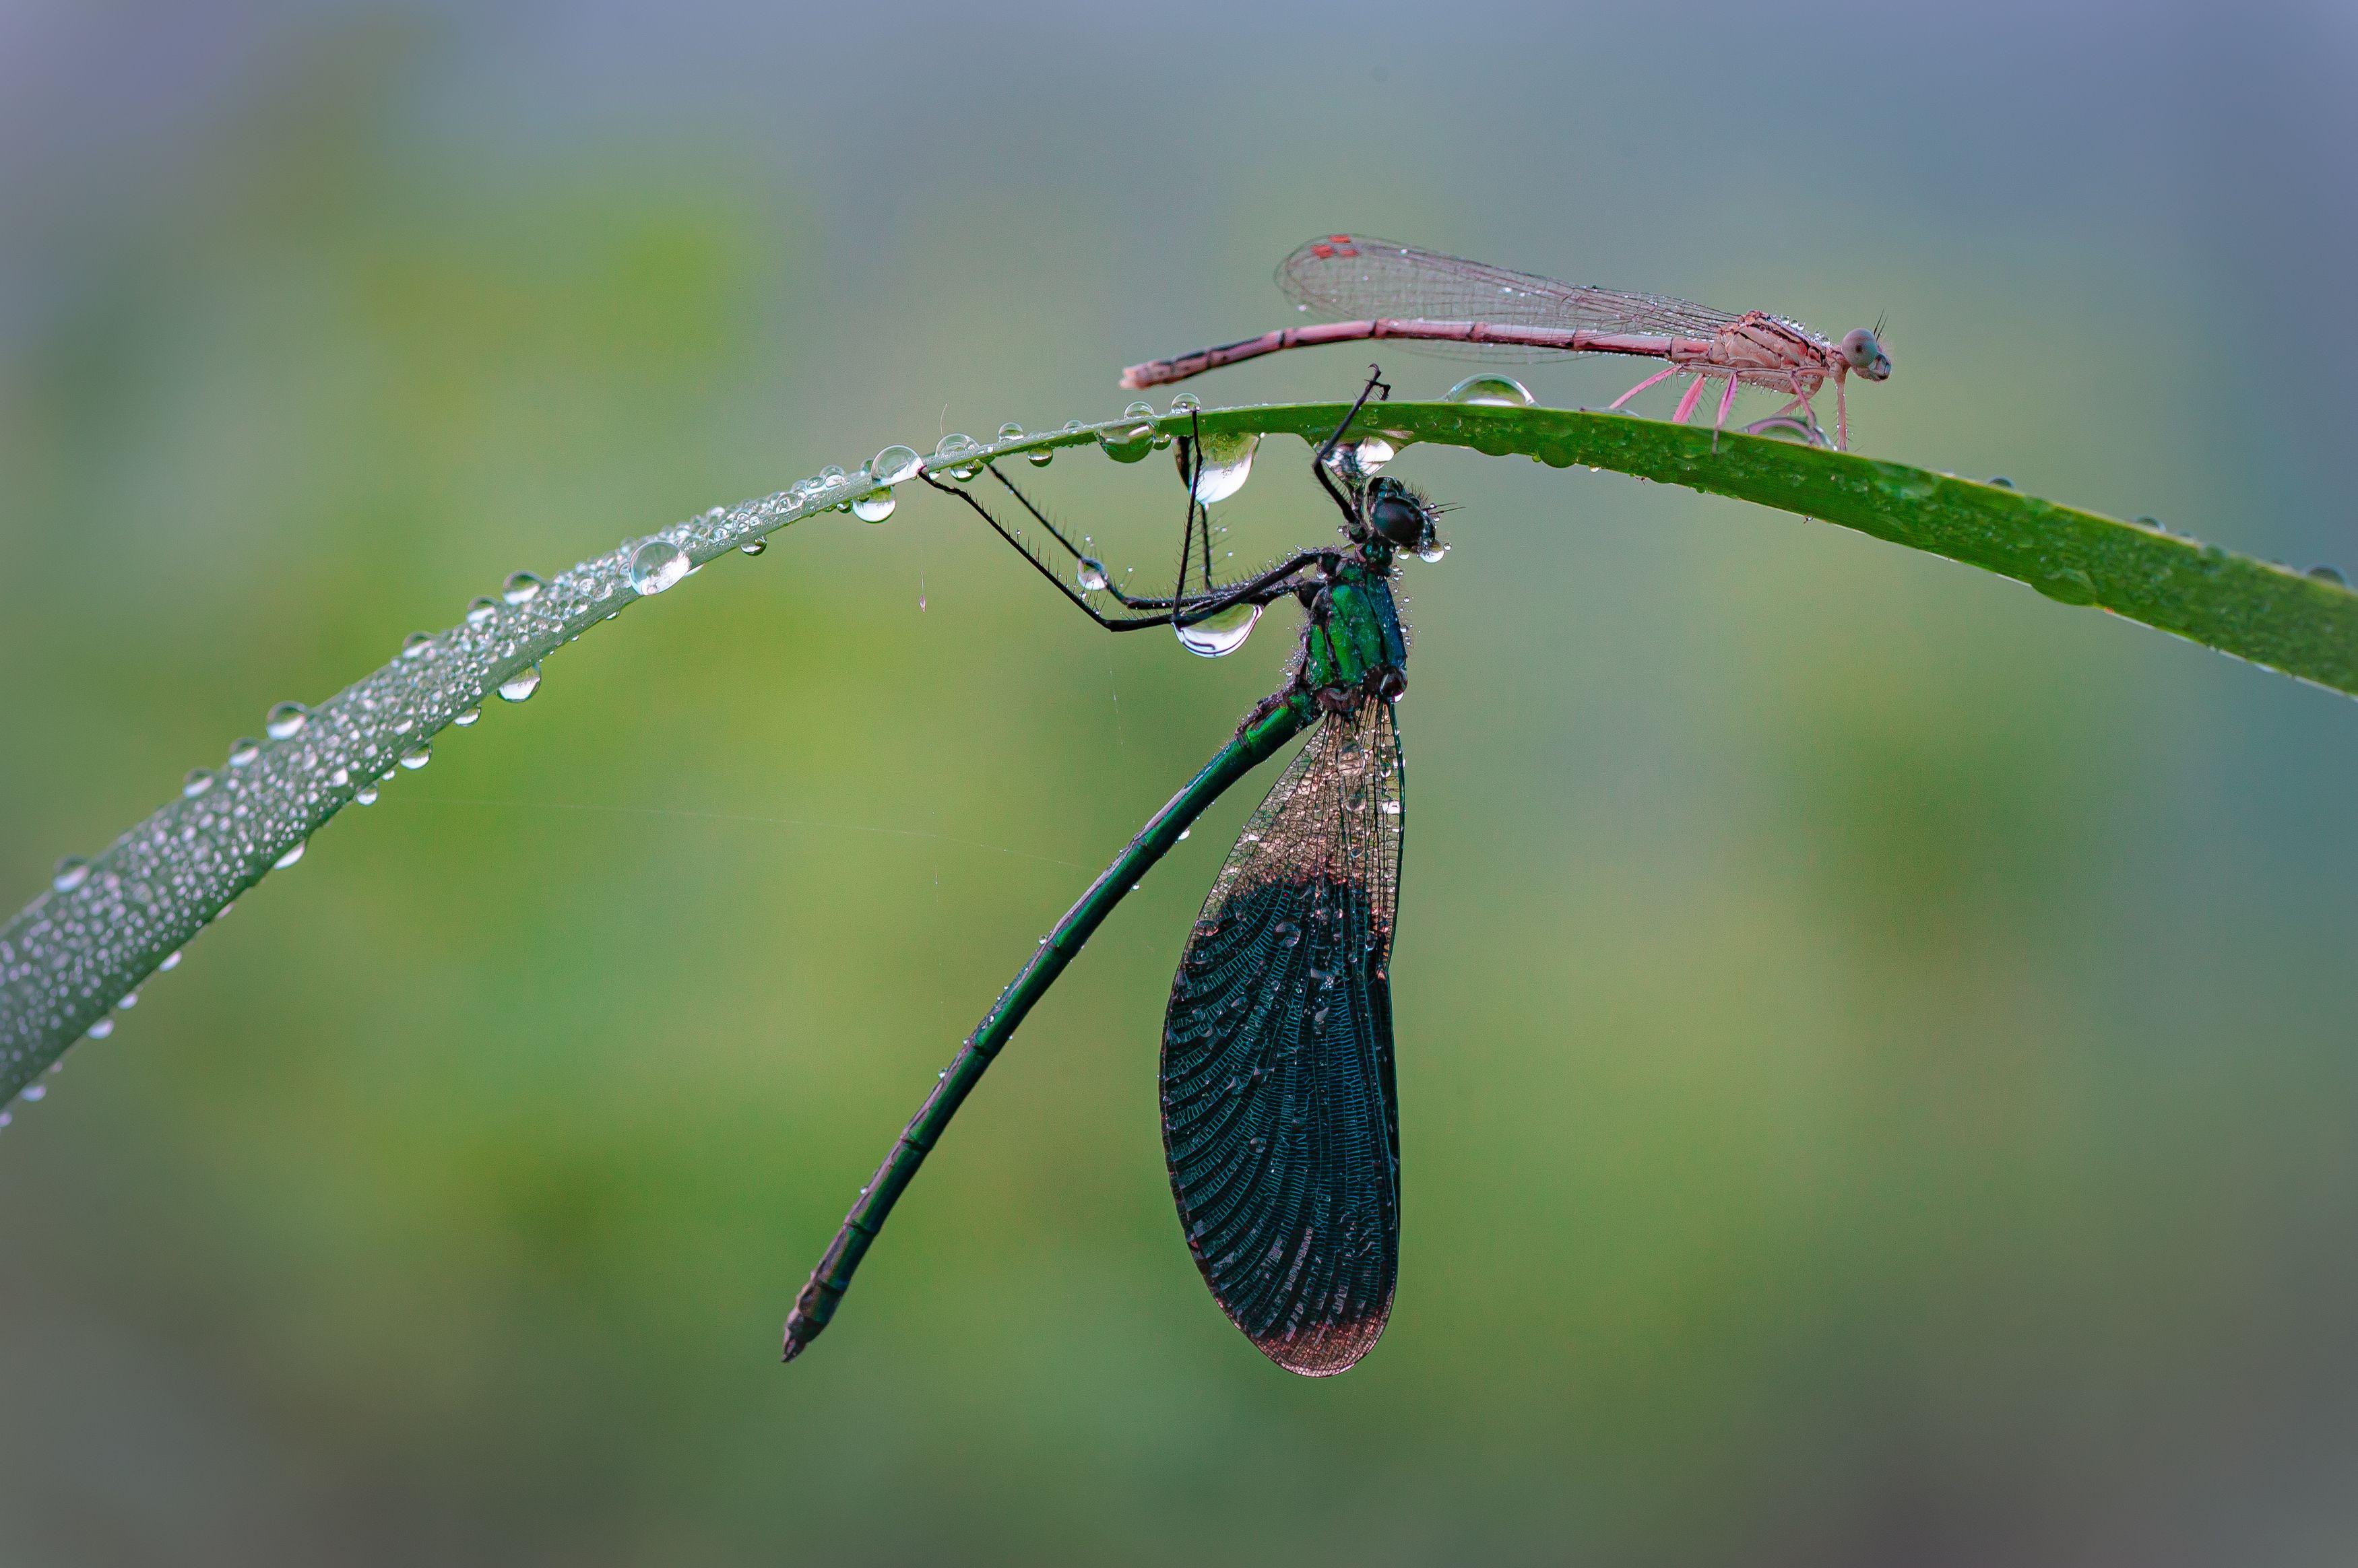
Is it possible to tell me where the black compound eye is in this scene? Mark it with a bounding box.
[1370,492,1427,547]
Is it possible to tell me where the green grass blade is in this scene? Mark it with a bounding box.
[5,401,2349,1103]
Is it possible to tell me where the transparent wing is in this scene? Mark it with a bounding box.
[1279,233,1742,348]
[1161,698,1405,1376]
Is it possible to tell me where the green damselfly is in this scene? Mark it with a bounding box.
[783,370,1446,1376]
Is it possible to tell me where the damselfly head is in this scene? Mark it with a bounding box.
[1365,477,1443,558]
[1841,327,1892,381]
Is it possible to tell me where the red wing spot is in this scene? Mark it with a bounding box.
[1329,234,1352,243]
[1310,244,1336,259]
[1335,245,1357,257]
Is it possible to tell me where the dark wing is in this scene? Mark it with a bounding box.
[1161,698,1405,1375]
[1277,233,1742,362]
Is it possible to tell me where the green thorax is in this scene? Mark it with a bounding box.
[1300,547,1409,700]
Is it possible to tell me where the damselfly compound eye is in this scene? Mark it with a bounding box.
[1841,328,1886,375]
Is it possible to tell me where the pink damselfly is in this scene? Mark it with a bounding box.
[1121,234,1892,449]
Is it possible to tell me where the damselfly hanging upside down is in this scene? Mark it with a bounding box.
[1122,234,1892,449]
[783,371,1439,1375]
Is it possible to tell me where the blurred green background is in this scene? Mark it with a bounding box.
[4,3,2356,1563]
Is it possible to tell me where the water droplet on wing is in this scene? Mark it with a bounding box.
[227,738,261,768]
[51,857,89,893]
[183,769,216,799]
[1077,558,1110,593]
[274,840,306,869]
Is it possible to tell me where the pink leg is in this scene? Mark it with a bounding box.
[1784,373,1826,446]
[1672,374,1710,425]
[1711,374,1739,450]
[1607,364,1680,410]
[1836,378,1849,451]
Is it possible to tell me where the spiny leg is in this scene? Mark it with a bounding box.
[782,691,1316,1362]
[1711,372,1740,451]
[1673,374,1711,425]
[1607,364,1680,411]
[1313,364,1391,533]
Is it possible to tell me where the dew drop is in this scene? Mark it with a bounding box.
[1444,374,1533,406]
[739,538,767,556]
[1380,799,1401,814]
[1417,541,1449,564]
[453,707,480,727]
[503,570,545,606]
[119,991,137,1008]
[1178,828,1191,841]
[934,434,983,481]
[227,738,261,768]
[399,744,432,771]
[996,422,1025,445]
[1987,476,2015,489]
[355,783,379,805]
[2307,564,2347,585]
[1027,445,1054,468]
[1169,393,1201,414]
[274,840,306,869]
[20,1084,45,1102]
[1185,430,1259,505]
[182,769,216,799]
[88,1017,114,1039]
[499,663,542,703]
[872,445,922,485]
[1176,601,1262,658]
[466,596,500,626]
[51,857,90,894]
[265,701,309,740]
[629,539,691,595]
[1098,403,1157,463]
[161,950,183,971]
[1077,558,1110,593]
[401,632,435,660]
[851,488,897,523]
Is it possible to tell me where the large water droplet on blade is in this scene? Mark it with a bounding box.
[499,663,542,703]
[1444,374,1533,406]
[851,488,897,523]
[399,744,432,770]
[502,570,544,605]
[871,445,922,486]
[1099,403,1157,463]
[1186,430,1258,504]
[934,434,982,481]
[182,769,216,799]
[265,701,309,741]
[996,422,1025,447]
[1077,558,1110,593]
[274,840,306,869]
[453,707,480,727]
[227,738,261,768]
[466,596,499,626]
[355,783,379,805]
[739,538,767,556]
[400,632,434,660]
[52,857,90,893]
[629,540,690,595]
[1176,601,1261,657]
